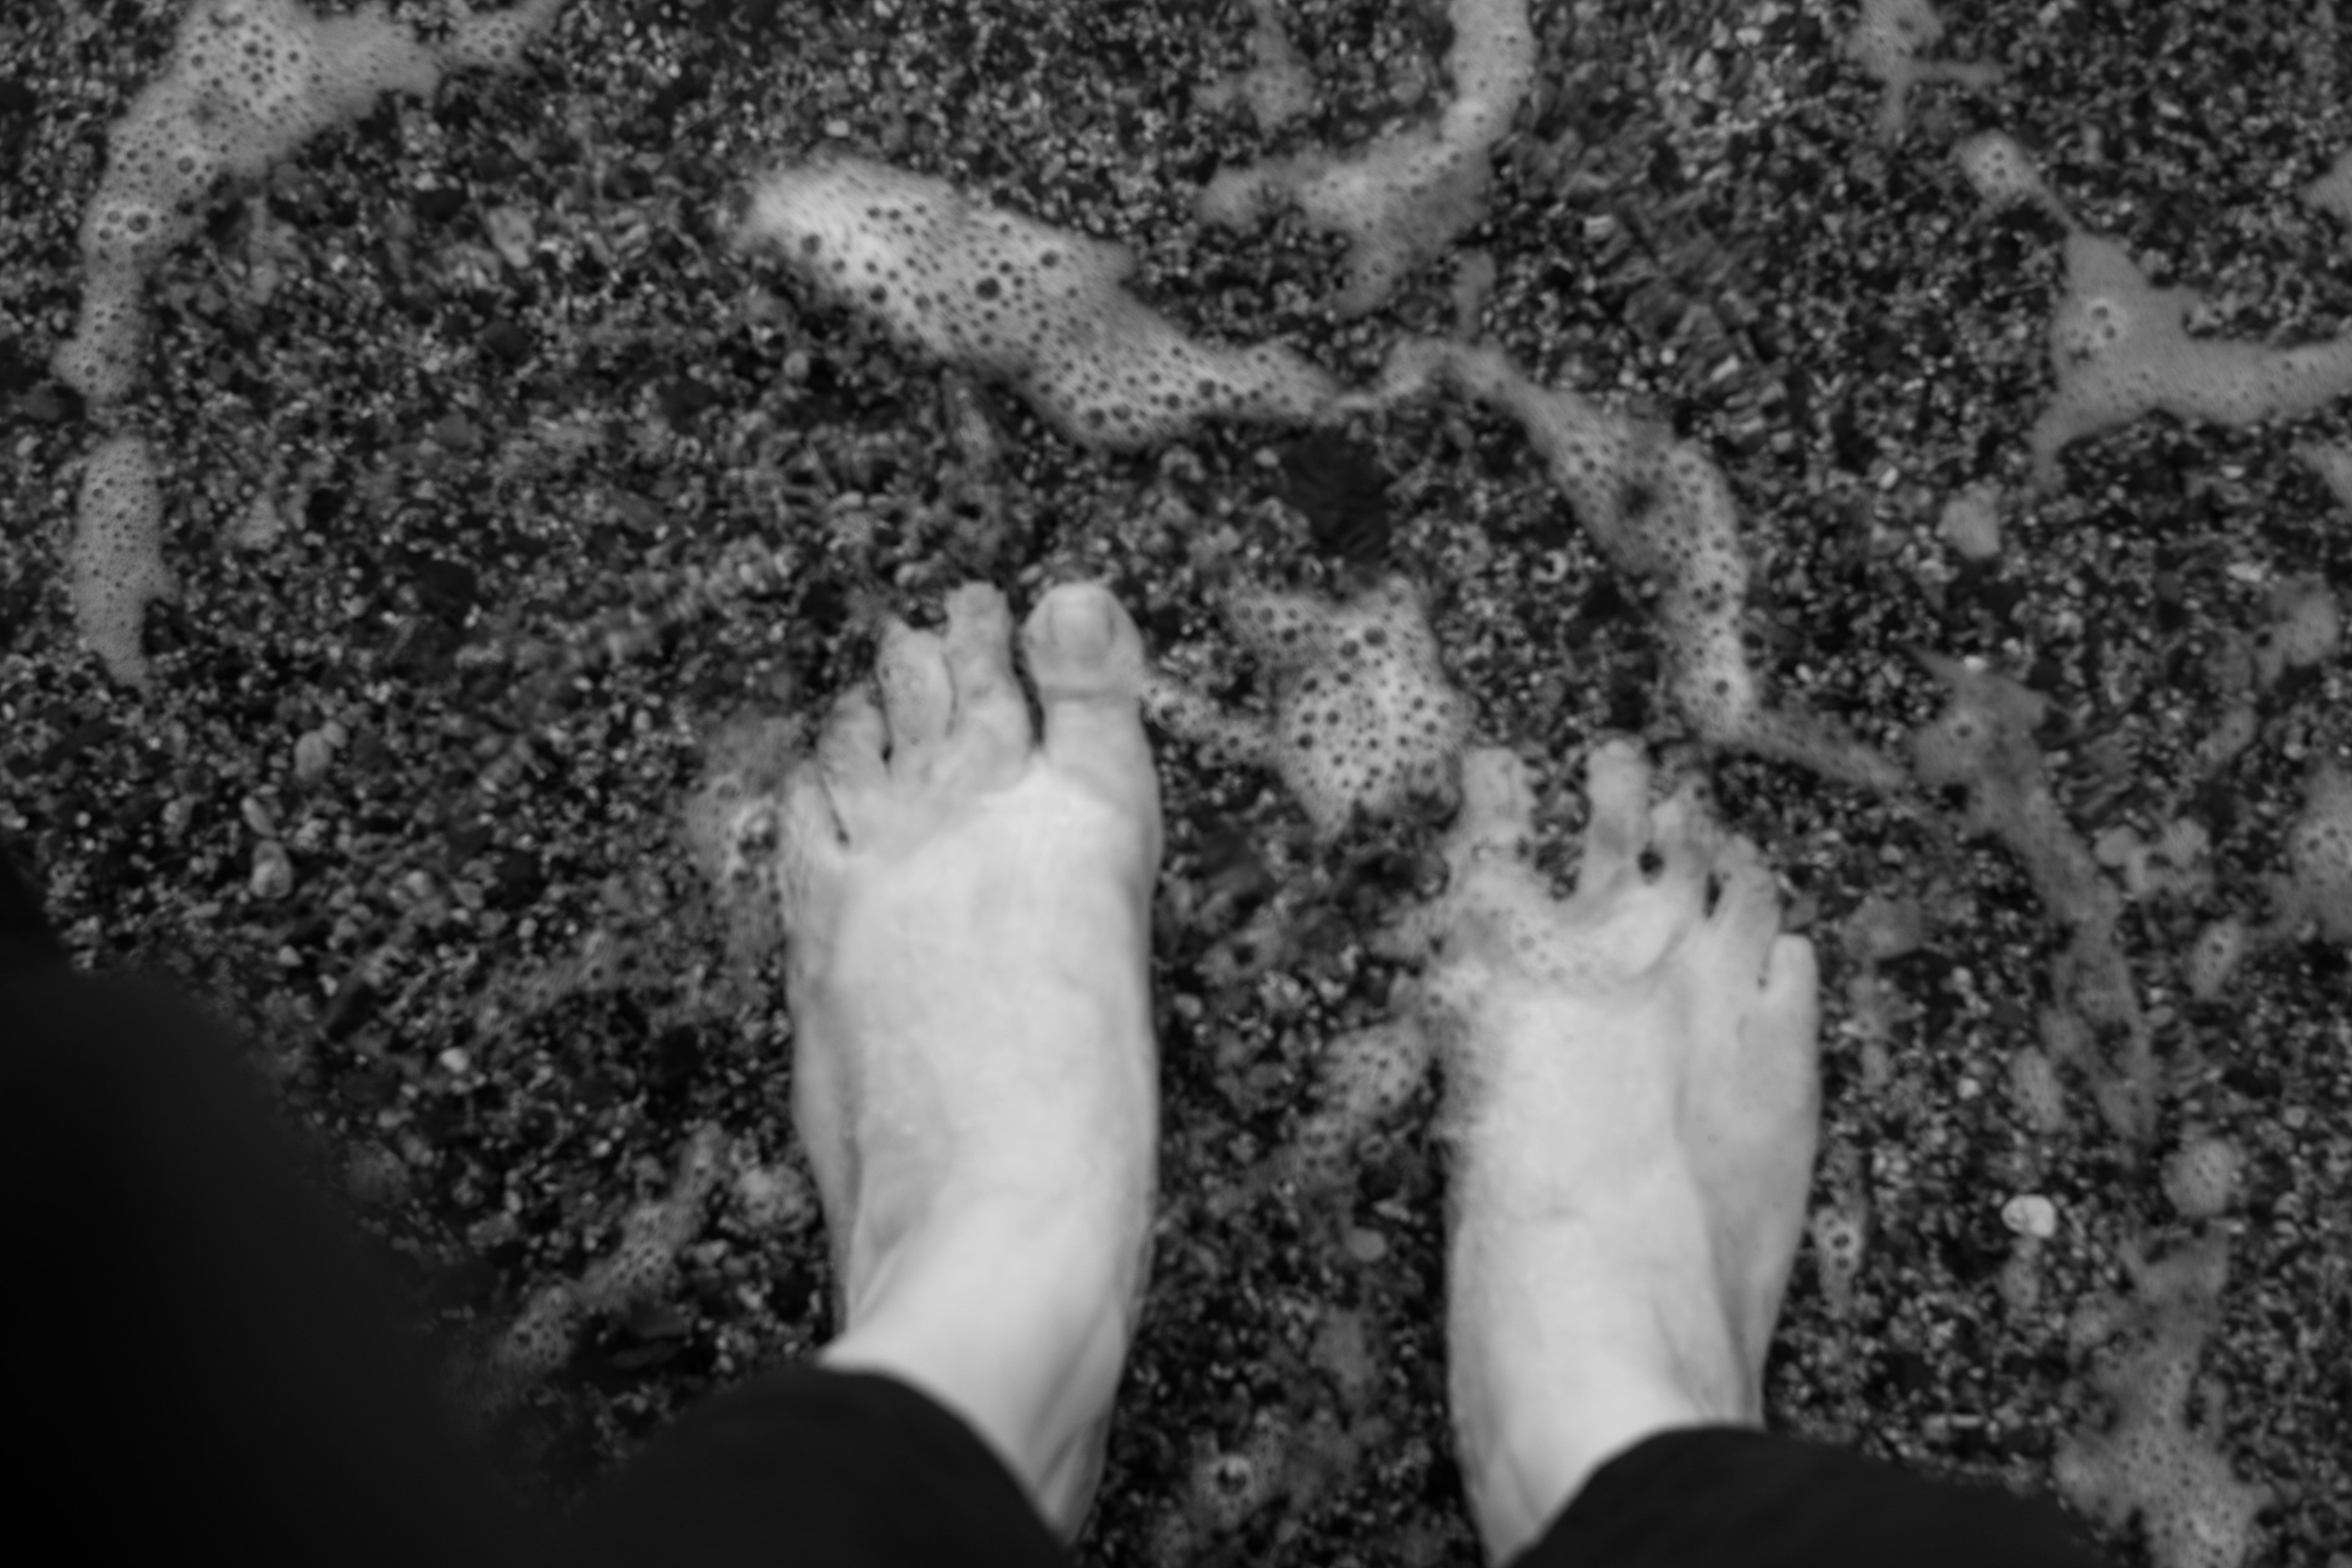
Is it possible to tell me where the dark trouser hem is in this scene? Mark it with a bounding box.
[559,1365,1074,1568]
[6,969,540,1568]
[1518,1424,2113,1568]
[6,967,1069,1568]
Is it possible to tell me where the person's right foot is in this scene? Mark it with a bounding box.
[1404,740,1822,1566]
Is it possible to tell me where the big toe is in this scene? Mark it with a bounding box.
[1020,582,1159,820]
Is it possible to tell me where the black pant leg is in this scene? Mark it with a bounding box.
[560,1364,1076,1568]
[2,969,544,1568]
[3,959,1072,1568]
[1515,1425,2113,1568]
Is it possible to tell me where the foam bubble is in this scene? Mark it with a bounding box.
[2253,575,2340,684]
[73,434,174,688]
[2056,1236,2270,1568]
[1199,0,1314,134]
[1223,575,1472,840]
[737,157,1338,448]
[2163,1136,2243,1220]
[2031,233,2352,488]
[58,1,557,404]
[2283,766,2352,941]
[1198,0,1533,317]
[1954,131,2049,210]
[2185,918,2246,1001]
[1844,0,2002,143]
[1344,337,1898,788]
[2305,146,2352,231]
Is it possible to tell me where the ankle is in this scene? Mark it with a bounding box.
[1448,1209,1757,1564]
[817,1200,1136,1528]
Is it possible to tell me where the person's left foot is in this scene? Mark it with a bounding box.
[777,579,1163,1539]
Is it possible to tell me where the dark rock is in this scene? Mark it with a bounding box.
[43,717,121,767]
[426,1253,497,1309]
[1880,1347,1934,1396]
[18,382,79,424]
[322,973,380,1040]
[0,339,37,394]
[399,548,480,619]
[412,186,467,224]
[646,68,707,121]
[337,1063,397,1107]
[490,846,545,911]
[651,1025,702,1095]
[483,320,534,363]
[1281,429,1391,567]
[657,377,720,425]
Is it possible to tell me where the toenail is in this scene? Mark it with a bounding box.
[1047,587,1114,660]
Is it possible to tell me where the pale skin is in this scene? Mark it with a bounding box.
[776,578,1821,1559]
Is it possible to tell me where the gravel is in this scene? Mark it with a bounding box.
[2,1,2350,1564]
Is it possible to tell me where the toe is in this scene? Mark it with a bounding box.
[877,616,954,778]
[1647,783,1721,911]
[816,687,889,826]
[1703,835,1782,984]
[1577,738,1651,894]
[941,581,1031,787]
[775,766,845,932]
[1021,582,1159,823]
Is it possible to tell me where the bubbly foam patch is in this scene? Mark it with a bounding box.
[467,1122,724,1407]
[1198,0,1532,318]
[2252,573,2340,684]
[57,0,562,403]
[2300,439,2352,514]
[55,0,561,688]
[1954,130,2069,224]
[736,156,1339,448]
[1221,574,1473,841]
[1843,0,2002,143]
[2162,1135,2244,1221]
[1340,336,1901,790]
[1287,1018,1434,1184]
[2306,146,2352,233]
[2056,1235,2271,1568]
[1197,0,1314,135]
[73,434,174,688]
[1910,651,2155,1142]
[2278,765,2352,941]
[2029,233,2352,488]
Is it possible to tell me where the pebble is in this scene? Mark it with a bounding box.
[249,839,293,900]
[2001,1193,2058,1239]
[241,794,279,837]
[293,725,341,782]
[1343,1226,1388,1264]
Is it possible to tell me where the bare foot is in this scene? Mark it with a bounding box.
[776,580,1163,1539]
[1406,740,1821,1565]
